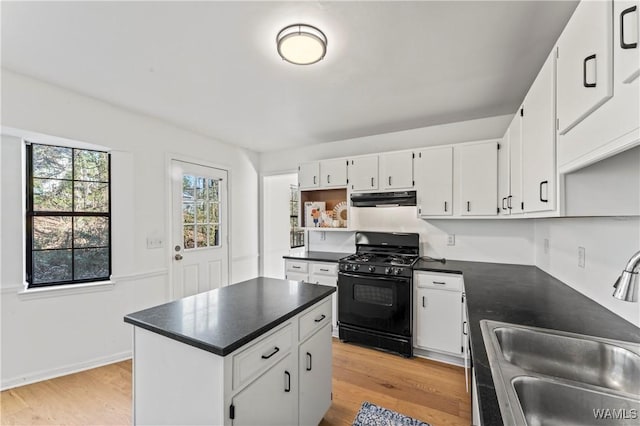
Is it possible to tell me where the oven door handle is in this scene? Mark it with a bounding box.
[338,272,410,283]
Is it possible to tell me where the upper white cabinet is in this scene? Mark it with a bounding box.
[616,0,640,83]
[349,155,379,191]
[456,141,498,216]
[379,151,414,190]
[298,160,347,189]
[557,0,613,136]
[415,146,453,216]
[522,51,557,213]
[298,162,320,189]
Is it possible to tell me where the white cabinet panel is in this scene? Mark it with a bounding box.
[298,162,319,189]
[415,146,453,216]
[232,354,296,426]
[285,271,308,282]
[557,0,613,135]
[349,156,379,191]
[380,151,414,190]
[320,159,348,187]
[522,51,557,213]
[299,324,332,426]
[616,0,640,83]
[457,142,498,216]
[416,287,463,354]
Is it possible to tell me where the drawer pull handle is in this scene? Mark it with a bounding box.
[583,54,597,88]
[314,314,326,323]
[539,180,549,203]
[422,296,426,308]
[621,6,638,49]
[284,371,291,392]
[261,346,280,359]
[306,352,312,371]
[433,281,446,285]
[292,266,301,269]
[320,268,329,272]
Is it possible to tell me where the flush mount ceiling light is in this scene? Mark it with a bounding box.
[276,24,327,65]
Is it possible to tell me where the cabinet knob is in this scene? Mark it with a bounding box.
[174,254,183,261]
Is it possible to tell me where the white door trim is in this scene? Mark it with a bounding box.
[165,153,232,299]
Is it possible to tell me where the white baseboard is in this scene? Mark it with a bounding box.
[1,350,132,391]
[413,347,465,367]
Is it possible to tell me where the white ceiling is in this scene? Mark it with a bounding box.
[1,1,578,153]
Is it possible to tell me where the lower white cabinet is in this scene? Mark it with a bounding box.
[299,324,333,426]
[414,271,464,355]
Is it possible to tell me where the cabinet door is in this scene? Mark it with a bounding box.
[522,51,557,213]
[557,0,613,135]
[457,142,498,216]
[232,354,296,426]
[380,151,414,190]
[349,156,379,191]
[298,162,319,189]
[308,274,338,332]
[285,271,309,282]
[508,113,523,215]
[616,0,640,84]
[415,147,453,216]
[320,159,348,187]
[299,324,332,426]
[416,288,463,354]
[497,130,510,216]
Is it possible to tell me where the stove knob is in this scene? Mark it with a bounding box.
[368,265,376,273]
[344,264,350,271]
[394,268,402,275]
[385,267,392,275]
[353,264,360,271]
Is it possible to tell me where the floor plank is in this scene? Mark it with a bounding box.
[1,341,470,425]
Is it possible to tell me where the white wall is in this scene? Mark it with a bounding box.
[534,216,640,327]
[1,70,260,389]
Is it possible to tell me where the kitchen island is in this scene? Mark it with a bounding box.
[124,277,336,426]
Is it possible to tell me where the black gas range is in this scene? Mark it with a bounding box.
[338,231,420,357]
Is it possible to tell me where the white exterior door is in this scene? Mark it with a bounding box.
[171,159,229,299]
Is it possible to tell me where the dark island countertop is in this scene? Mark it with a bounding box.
[283,251,353,263]
[124,277,336,356]
[414,259,640,425]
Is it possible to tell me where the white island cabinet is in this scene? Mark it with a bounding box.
[124,277,335,426]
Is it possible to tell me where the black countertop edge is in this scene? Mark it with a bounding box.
[412,259,640,425]
[124,279,336,357]
[283,251,353,263]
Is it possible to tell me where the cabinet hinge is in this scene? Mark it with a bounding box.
[497,207,500,214]
[412,152,415,159]
[521,202,524,210]
[347,178,349,184]
[461,346,464,354]
[230,404,235,420]
[520,107,524,117]
[412,180,415,186]
[346,160,349,166]
[497,143,500,150]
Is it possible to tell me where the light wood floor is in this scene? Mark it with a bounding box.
[1,339,470,425]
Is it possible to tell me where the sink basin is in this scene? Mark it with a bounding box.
[513,376,640,426]
[481,320,640,425]
[494,326,640,394]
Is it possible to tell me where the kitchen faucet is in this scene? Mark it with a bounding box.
[613,250,640,302]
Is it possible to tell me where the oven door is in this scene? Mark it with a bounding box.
[338,272,411,337]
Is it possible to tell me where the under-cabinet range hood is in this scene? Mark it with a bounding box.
[350,191,417,207]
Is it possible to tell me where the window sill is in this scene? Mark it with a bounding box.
[17,280,116,300]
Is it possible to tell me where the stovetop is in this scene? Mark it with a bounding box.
[341,253,418,266]
[339,252,419,277]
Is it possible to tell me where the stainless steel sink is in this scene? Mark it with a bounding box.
[481,320,640,425]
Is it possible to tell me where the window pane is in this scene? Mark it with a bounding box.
[209,225,219,246]
[182,202,195,224]
[182,175,195,200]
[184,225,195,249]
[196,201,206,223]
[74,217,109,248]
[196,225,208,248]
[208,202,219,224]
[208,179,219,201]
[32,250,72,284]
[33,178,73,211]
[74,248,109,280]
[33,216,72,249]
[196,177,206,200]
[74,182,109,212]
[32,145,72,179]
[74,150,108,182]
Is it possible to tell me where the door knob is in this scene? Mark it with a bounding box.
[174,254,183,261]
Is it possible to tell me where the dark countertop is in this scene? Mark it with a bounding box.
[124,277,336,356]
[283,251,353,263]
[414,259,640,426]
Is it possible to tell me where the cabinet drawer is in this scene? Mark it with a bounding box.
[308,274,336,286]
[415,271,463,292]
[299,298,332,342]
[310,262,337,276]
[286,260,308,273]
[233,323,293,390]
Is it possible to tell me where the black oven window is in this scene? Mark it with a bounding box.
[354,284,393,306]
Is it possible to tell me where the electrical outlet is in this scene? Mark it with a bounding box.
[447,234,455,246]
[146,237,163,249]
[578,246,585,268]
[544,238,549,254]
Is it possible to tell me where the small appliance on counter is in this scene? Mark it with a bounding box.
[337,231,420,357]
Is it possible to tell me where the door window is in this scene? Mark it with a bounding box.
[182,175,220,249]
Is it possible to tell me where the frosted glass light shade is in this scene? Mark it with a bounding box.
[276,24,327,65]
